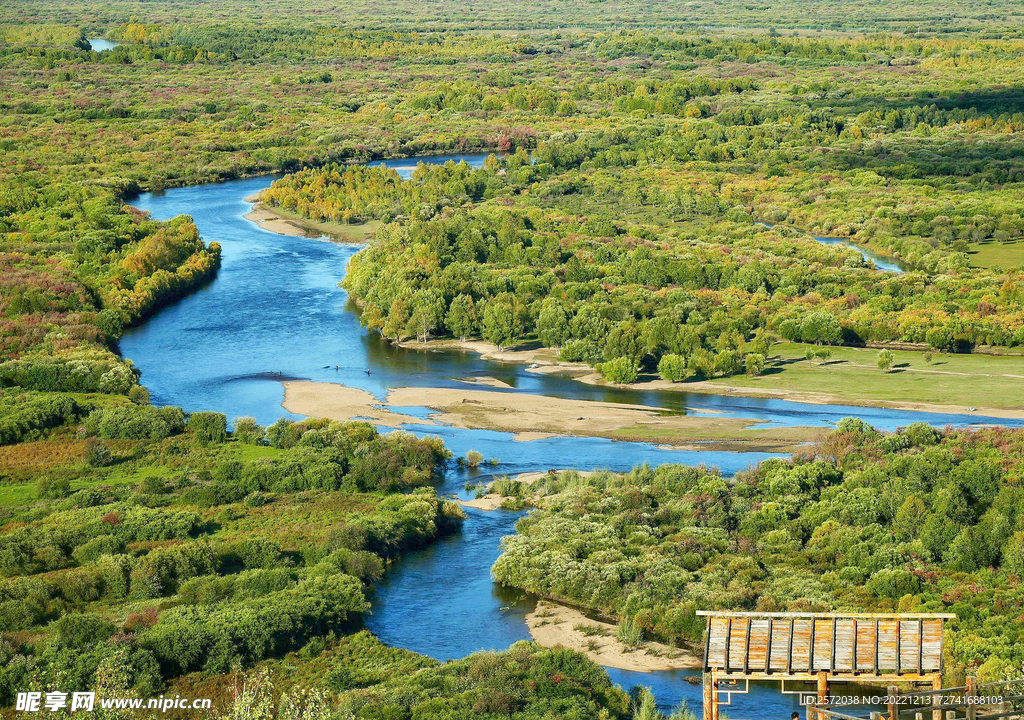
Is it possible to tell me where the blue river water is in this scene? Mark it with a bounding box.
[120,154,1013,717]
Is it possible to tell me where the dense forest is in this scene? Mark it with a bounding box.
[492,422,1024,682]
[0,410,461,704]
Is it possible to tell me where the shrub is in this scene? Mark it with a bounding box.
[84,405,185,441]
[745,353,766,376]
[187,412,227,444]
[466,450,483,468]
[50,613,115,648]
[599,356,639,384]
[128,385,151,405]
[877,349,895,372]
[85,439,113,467]
[0,392,81,445]
[616,617,644,647]
[37,475,71,499]
[233,416,265,444]
[244,491,269,507]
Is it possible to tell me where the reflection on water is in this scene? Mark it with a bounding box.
[120,156,1004,717]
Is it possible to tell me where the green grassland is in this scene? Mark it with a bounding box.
[700,342,1024,412]
[967,239,1024,270]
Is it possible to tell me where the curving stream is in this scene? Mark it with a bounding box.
[121,154,1014,717]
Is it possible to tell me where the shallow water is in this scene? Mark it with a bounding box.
[121,155,1005,717]
[87,38,120,51]
[812,234,907,273]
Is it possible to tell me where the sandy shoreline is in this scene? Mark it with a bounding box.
[280,379,813,452]
[384,385,809,451]
[280,381,428,428]
[525,601,700,672]
[243,193,378,242]
[244,202,320,238]
[398,338,1024,420]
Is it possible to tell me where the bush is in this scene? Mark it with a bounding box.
[616,617,644,647]
[84,405,185,440]
[877,349,895,372]
[244,491,269,507]
[37,476,71,499]
[187,412,227,444]
[85,439,113,467]
[50,613,115,648]
[141,574,369,676]
[0,392,81,445]
[233,416,265,444]
[128,385,151,405]
[599,356,639,384]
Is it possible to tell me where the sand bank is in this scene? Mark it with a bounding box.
[243,195,379,242]
[526,601,700,672]
[384,385,810,451]
[281,380,811,451]
[454,376,514,389]
[593,376,1024,421]
[397,339,1024,421]
[280,381,428,428]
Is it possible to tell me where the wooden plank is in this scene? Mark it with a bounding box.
[813,618,832,673]
[900,619,920,674]
[795,618,814,672]
[724,617,734,671]
[878,619,898,672]
[922,619,943,672]
[707,616,729,669]
[765,618,773,673]
[747,618,770,671]
[703,618,712,671]
[835,618,855,673]
[831,617,838,672]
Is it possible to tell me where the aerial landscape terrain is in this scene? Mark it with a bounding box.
[2,0,1024,717]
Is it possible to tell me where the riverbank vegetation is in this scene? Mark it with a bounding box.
[0,410,459,705]
[4,0,1024,714]
[492,423,1024,682]
[249,30,1024,385]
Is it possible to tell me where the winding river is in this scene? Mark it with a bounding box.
[121,154,1015,717]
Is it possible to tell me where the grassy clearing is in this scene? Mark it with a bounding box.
[966,239,1024,270]
[702,342,1024,412]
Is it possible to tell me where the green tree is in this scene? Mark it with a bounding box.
[536,299,569,348]
[482,295,523,350]
[445,294,478,342]
[658,354,689,382]
[877,349,895,372]
[600,356,639,384]
[800,311,842,345]
[745,353,765,376]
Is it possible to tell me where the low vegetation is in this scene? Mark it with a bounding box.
[493,422,1024,682]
